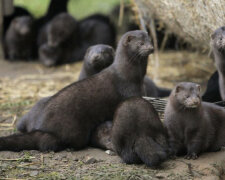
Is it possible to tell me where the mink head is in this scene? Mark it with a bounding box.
[121,30,154,58]
[211,26,225,52]
[173,82,201,108]
[12,16,33,35]
[84,44,115,72]
[47,13,77,47]
[39,44,62,67]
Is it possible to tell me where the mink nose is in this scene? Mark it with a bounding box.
[92,54,101,60]
[192,98,200,105]
[20,27,29,35]
[147,44,154,53]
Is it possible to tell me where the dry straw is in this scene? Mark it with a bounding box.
[132,0,225,50]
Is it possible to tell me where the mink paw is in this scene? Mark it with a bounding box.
[184,153,198,160]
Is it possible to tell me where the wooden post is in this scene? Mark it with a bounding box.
[0,0,4,59]
[3,0,13,16]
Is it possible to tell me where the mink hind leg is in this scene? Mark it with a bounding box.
[134,136,168,167]
[0,131,63,152]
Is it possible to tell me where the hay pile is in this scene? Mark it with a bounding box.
[132,0,225,50]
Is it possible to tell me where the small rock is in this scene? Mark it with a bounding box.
[84,156,98,164]
[61,154,67,158]
[73,157,79,161]
[29,171,39,177]
[62,159,68,162]
[1,163,8,168]
[155,172,169,179]
[105,150,116,156]
[203,176,220,180]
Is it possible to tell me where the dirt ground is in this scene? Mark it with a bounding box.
[0,51,225,179]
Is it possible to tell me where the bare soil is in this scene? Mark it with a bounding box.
[0,51,225,180]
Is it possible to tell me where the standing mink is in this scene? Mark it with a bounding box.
[211,26,225,100]
[112,97,170,167]
[0,30,154,152]
[4,16,36,60]
[164,82,225,159]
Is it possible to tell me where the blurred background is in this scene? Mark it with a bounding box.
[14,0,123,19]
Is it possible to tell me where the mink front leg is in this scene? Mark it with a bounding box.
[184,127,203,160]
[184,142,202,160]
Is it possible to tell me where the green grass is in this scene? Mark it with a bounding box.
[14,0,50,18]
[14,0,127,19]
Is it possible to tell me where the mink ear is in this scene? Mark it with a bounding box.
[211,33,216,40]
[196,84,201,92]
[175,85,181,93]
[123,35,135,46]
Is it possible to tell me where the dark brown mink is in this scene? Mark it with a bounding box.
[79,44,170,97]
[210,26,225,100]
[112,97,170,167]
[38,43,63,67]
[80,45,170,151]
[37,13,79,65]
[4,16,37,60]
[81,45,170,151]
[38,13,78,48]
[164,82,225,159]
[3,6,32,36]
[78,44,115,80]
[0,30,153,152]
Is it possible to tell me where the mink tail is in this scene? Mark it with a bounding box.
[157,87,171,97]
[134,137,168,167]
[0,131,62,152]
